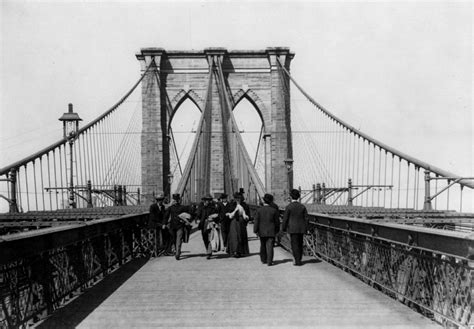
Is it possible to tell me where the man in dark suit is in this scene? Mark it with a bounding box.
[149,193,171,256]
[165,193,193,260]
[254,193,280,266]
[282,189,308,266]
[197,194,219,259]
[217,193,234,250]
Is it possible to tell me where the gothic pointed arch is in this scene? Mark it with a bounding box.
[232,89,268,132]
[169,89,205,126]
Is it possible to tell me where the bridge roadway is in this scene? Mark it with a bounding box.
[39,225,439,329]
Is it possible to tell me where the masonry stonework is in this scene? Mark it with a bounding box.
[137,48,294,204]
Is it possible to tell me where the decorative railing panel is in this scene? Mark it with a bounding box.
[0,213,159,329]
[278,211,473,328]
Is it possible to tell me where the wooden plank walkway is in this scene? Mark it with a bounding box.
[42,225,440,328]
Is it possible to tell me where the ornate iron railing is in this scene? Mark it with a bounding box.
[0,212,159,328]
[279,212,473,328]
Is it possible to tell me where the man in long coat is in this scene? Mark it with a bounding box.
[254,193,280,266]
[149,193,171,256]
[217,193,234,250]
[197,194,219,259]
[165,193,193,260]
[282,189,308,266]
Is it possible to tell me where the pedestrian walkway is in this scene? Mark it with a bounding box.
[42,225,440,328]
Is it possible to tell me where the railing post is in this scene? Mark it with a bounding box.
[423,170,432,210]
[9,168,19,213]
[347,178,353,206]
[114,185,118,206]
[117,185,123,206]
[123,185,127,206]
[86,180,93,208]
[298,186,302,202]
[137,188,141,205]
[316,183,321,204]
[312,184,316,204]
[322,183,326,205]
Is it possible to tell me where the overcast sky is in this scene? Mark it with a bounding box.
[1,1,472,182]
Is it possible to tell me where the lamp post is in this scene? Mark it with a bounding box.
[284,158,294,197]
[59,103,82,208]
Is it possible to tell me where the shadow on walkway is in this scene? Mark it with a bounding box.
[37,257,149,329]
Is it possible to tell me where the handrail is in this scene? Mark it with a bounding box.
[0,63,153,176]
[276,58,474,190]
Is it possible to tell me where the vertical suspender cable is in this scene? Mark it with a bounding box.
[361,140,366,206]
[25,164,30,210]
[414,166,419,209]
[352,133,356,187]
[73,137,80,205]
[93,126,100,187]
[377,147,382,207]
[40,157,45,210]
[390,154,394,208]
[372,144,376,206]
[397,158,401,208]
[17,170,22,211]
[406,161,410,208]
[446,179,450,210]
[47,154,52,210]
[59,145,64,207]
[77,136,84,191]
[33,160,38,210]
[53,150,59,209]
[383,151,387,208]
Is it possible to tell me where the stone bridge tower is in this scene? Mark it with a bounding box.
[136,47,294,203]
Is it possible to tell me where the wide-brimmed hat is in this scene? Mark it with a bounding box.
[220,193,228,199]
[155,193,165,200]
[178,212,192,221]
[172,193,181,200]
[201,194,213,201]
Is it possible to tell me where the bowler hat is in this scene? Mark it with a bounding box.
[220,193,228,199]
[263,193,274,204]
[172,193,181,200]
[290,189,300,200]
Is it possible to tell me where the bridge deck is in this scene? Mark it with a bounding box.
[40,225,439,328]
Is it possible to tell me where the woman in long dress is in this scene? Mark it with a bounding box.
[226,193,250,257]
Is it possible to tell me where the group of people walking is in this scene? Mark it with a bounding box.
[149,188,308,266]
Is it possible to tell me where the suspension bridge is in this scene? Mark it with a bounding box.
[0,48,472,328]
